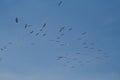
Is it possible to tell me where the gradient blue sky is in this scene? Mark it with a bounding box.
[0,0,120,80]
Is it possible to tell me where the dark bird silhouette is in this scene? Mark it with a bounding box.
[57,56,64,60]
[81,32,87,35]
[42,33,47,36]
[68,28,72,31]
[25,24,28,29]
[15,17,18,23]
[59,27,65,32]
[35,33,39,36]
[42,23,47,28]
[58,1,63,6]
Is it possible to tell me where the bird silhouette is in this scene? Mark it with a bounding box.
[15,17,18,23]
[58,1,63,6]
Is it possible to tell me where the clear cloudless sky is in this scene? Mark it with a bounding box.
[0,0,120,80]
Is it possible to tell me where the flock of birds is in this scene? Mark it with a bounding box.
[0,1,110,69]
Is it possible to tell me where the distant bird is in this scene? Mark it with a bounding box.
[81,32,87,35]
[76,52,81,54]
[98,49,102,52]
[0,48,4,51]
[15,17,18,23]
[35,33,39,36]
[57,56,64,60]
[56,41,60,43]
[58,1,63,6]
[25,24,28,29]
[83,46,88,48]
[59,27,65,32]
[42,23,47,28]
[8,42,12,45]
[60,44,64,46]
[30,30,34,34]
[42,33,47,36]
[71,66,75,68]
[90,47,94,49]
[50,40,54,42]
[57,37,60,39]
[68,28,72,31]
[40,29,43,31]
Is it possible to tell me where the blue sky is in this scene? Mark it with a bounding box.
[0,0,120,80]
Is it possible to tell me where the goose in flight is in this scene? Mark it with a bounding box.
[58,1,63,6]
[15,17,18,23]
[59,27,65,32]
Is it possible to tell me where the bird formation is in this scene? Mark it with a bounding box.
[0,42,13,52]
[15,16,110,69]
[0,42,13,62]
[1,1,111,69]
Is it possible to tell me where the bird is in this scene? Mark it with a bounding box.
[25,24,28,29]
[15,17,18,23]
[76,52,81,54]
[42,33,47,36]
[35,33,39,36]
[56,56,64,60]
[58,1,63,6]
[8,42,12,45]
[59,27,65,32]
[83,46,88,48]
[60,44,64,46]
[68,28,72,31]
[81,32,87,35]
[42,23,47,28]
[0,48,4,51]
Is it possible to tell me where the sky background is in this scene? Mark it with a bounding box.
[0,0,120,80]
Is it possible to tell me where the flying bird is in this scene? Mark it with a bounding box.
[68,28,72,31]
[57,56,64,60]
[42,33,47,36]
[81,32,87,35]
[8,42,12,45]
[15,17,18,23]
[58,1,63,6]
[42,23,47,28]
[59,27,65,32]
[25,24,28,29]
[35,33,39,36]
